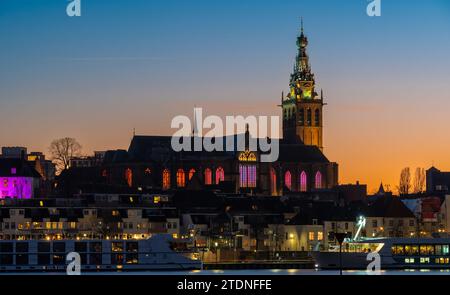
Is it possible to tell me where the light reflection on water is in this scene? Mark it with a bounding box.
[4,269,450,275]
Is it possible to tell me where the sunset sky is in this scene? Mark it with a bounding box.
[1,0,450,193]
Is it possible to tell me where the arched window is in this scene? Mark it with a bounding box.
[270,168,277,195]
[299,109,305,125]
[285,171,292,191]
[314,109,320,126]
[216,167,225,184]
[315,171,323,189]
[204,168,212,185]
[188,169,196,181]
[300,171,307,192]
[125,168,132,188]
[162,169,170,190]
[307,109,312,126]
[176,169,185,188]
[239,165,257,188]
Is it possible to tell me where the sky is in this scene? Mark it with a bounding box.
[1,0,450,193]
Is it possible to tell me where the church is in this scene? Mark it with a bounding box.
[62,25,339,197]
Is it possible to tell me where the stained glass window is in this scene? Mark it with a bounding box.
[285,171,292,191]
[239,165,257,188]
[176,169,185,187]
[270,168,277,195]
[315,171,322,189]
[205,168,212,185]
[162,169,170,190]
[188,169,196,180]
[216,167,225,184]
[300,171,307,192]
[125,168,132,188]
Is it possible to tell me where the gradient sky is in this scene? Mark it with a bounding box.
[1,0,450,193]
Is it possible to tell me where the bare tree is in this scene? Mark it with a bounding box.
[398,167,412,195]
[413,167,426,193]
[49,137,82,174]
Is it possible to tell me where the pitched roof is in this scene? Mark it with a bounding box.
[366,196,415,218]
[277,144,329,163]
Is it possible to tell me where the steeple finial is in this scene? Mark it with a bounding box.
[301,17,304,34]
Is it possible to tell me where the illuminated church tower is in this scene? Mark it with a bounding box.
[282,21,324,151]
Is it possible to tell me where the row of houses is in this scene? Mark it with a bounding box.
[2,192,449,254]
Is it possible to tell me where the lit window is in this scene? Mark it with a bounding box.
[176,169,185,187]
[238,150,257,162]
[315,171,322,189]
[318,232,323,241]
[270,168,277,195]
[284,171,292,191]
[204,168,212,185]
[308,232,315,241]
[239,165,257,188]
[300,171,307,192]
[162,169,170,190]
[11,168,17,175]
[102,169,108,177]
[444,245,450,255]
[216,167,225,184]
[188,169,196,181]
[125,168,132,188]
[144,168,151,175]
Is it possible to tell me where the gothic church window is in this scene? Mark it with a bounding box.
[162,169,170,190]
[315,171,322,189]
[285,171,292,191]
[204,168,212,185]
[176,169,185,188]
[125,168,132,188]
[300,171,307,192]
[239,165,257,188]
[216,167,225,184]
[188,169,196,181]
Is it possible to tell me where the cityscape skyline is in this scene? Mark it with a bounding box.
[1,0,450,193]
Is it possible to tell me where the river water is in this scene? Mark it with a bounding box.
[4,269,450,275]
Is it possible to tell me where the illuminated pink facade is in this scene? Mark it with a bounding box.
[0,177,34,199]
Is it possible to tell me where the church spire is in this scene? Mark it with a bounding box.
[289,19,315,100]
[301,17,304,35]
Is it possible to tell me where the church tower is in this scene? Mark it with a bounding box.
[282,21,324,151]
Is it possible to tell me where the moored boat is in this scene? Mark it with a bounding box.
[312,238,450,270]
[0,234,201,272]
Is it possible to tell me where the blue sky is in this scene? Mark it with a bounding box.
[1,0,450,191]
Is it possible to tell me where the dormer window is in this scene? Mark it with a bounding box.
[11,168,16,175]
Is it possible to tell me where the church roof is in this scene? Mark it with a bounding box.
[127,135,330,163]
[277,144,329,163]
